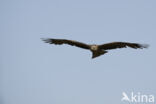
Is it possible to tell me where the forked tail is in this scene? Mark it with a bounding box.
[92,50,107,59]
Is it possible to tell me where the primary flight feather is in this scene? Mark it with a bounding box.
[42,38,148,59]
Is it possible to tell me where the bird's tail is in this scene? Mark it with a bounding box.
[92,50,107,59]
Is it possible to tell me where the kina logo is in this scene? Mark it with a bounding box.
[121,92,155,103]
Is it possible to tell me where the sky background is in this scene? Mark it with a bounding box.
[0,0,156,104]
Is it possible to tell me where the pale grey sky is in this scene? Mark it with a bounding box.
[0,0,156,104]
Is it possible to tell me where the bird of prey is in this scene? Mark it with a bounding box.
[42,38,148,59]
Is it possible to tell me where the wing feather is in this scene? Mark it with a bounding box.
[99,42,149,50]
[42,38,90,50]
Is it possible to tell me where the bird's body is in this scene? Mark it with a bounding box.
[89,45,107,58]
[42,38,148,59]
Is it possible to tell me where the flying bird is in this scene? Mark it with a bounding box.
[42,38,148,59]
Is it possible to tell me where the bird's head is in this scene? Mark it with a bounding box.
[91,45,98,51]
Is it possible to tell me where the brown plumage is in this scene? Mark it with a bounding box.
[42,38,148,59]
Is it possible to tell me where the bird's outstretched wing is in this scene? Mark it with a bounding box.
[42,38,90,50]
[99,42,149,50]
